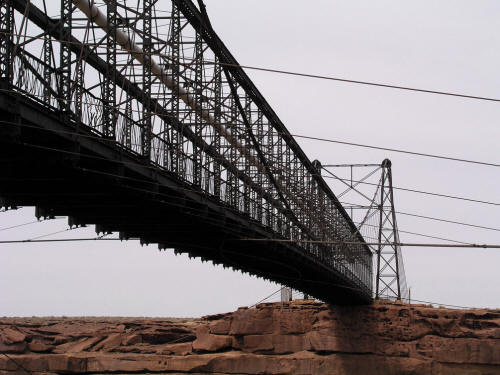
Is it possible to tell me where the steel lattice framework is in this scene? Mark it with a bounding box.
[338,160,409,301]
[374,160,408,301]
[0,0,374,303]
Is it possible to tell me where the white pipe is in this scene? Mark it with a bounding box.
[71,0,327,232]
[72,0,260,165]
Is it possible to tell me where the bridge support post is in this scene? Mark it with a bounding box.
[43,33,52,105]
[168,1,181,174]
[104,0,117,139]
[0,0,13,86]
[142,0,152,162]
[213,57,222,199]
[59,0,72,114]
[375,159,408,301]
[193,31,203,187]
[281,286,292,303]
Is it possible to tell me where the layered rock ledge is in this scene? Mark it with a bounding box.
[1,300,499,374]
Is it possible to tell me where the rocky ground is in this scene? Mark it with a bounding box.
[1,300,499,374]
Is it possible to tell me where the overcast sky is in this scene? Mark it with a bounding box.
[1,0,499,317]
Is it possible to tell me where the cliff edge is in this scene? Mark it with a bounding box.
[1,300,499,374]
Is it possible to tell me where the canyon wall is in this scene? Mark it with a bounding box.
[1,300,499,374]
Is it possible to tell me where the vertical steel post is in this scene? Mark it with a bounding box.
[193,31,203,186]
[104,0,117,138]
[169,1,180,173]
[125,94,132,149]
[142,0,152,160]
[0,0,13,85]
[59,0,72,113]
[375,166,386,300]
[229,91,238,208]
[375,159,407,301]
[256,111,264,223]
[74,59,83,121]
[43,34,52,104]
[266,123,273,228]
[387,162,402,299]
[243,95,251,214]
[213,57,222,199]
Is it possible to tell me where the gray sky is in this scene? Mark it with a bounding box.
[1,0,499,317]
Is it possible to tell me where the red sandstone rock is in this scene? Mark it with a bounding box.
[208,318,231,335]
[53,336,102,354]
[121,333,142,346]
[0,328,25,344]
[28,339,53,353]
[192,326,232,352]
[156,342,192,355]
[0,302,499,374]
[92,333,122,352]
[0,341,27,354]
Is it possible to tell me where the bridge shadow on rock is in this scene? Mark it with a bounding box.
[0,302,499,374]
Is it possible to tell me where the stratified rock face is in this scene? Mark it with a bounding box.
[1,301,499,374]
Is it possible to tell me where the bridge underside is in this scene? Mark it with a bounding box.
[0,91,372,305]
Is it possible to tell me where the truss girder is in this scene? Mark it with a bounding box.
[4,0,374,299]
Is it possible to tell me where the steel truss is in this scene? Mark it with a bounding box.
[375,159,408,300]
[2,0,374,299]
[322,160,408,301]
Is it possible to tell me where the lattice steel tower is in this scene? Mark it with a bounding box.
[375,159,408,301]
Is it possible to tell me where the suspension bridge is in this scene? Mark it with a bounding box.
[0,0,408,304]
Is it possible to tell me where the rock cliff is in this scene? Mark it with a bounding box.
[1,300,499,374]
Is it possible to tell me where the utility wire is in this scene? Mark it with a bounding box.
[0,233,495,314]
[248,287,283,308]
[353,221,471,245]
[3,130,499,242]
[3,28,500,104]
[0,237,123,244]
[0,216,64,233]
[27,227,81,241]
[1,86,499,170]
[323,174,500,207]
[4,14,500,250]
[2,120,499,242]
[396,211,500,233]
[213,56,500,104]
[301,134,500,168]
[341,199,500,233]
[389,297,499,311]
[164,240,499,310]
[310,135,498,169]
[3,120,497,210]
[1,209,471,248]
[0,220,41,232]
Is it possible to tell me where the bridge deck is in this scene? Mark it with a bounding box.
[0,90,372,305]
